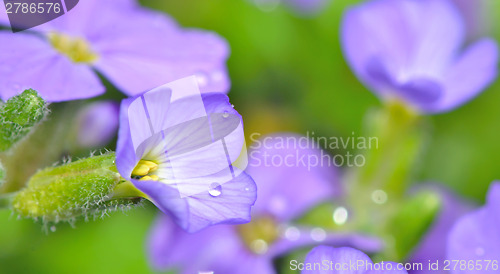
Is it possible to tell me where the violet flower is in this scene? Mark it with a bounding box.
[147,134,383,273]
[302,245,407,273]
[447,182,500,273]
[0,0,229,102]
[341,0,498,113]
[116,76,255,233]
[75,101,119,148]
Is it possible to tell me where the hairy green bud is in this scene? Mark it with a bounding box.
[0,89,48,152]
[11,153,142,223]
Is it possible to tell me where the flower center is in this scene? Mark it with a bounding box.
[237,216,279,255]
[48,32,98,64]
[131,160,159,181]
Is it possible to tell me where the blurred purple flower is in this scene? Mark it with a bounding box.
[408,185,472,274]
[0,0,229,102]
[447,182,500,273]
[75,101,119,148]
[341,0,498,113]
[302,245,407,273]
[116,76,255,233]
[147,134,383,273]
[452,0,490,39]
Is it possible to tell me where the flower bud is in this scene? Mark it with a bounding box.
[0,89,47,152]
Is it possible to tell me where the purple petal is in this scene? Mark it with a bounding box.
[37,0,230,95]
[341,0,417,97]
[134,171,256,233]
[397,78,443,108]
[147,214,275,274]
[246,133,339,221]
[76,101,119,148]
[32,0,229,95]
[429,38,498,113]
[408,0,464,77]
[447,182,500,270]
[408,185,472,274]
[270,226,383,258]
[0,31,104,102]
[365,262,408,274]
[115,96,148,179]
[303,246,371,274]
[0,4,8,26]
[485,182,500,221]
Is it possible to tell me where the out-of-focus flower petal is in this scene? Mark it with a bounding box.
[147,214,275,274]
[447,182,500,272]
[430,38,498,113]
[0,4,9,26]
[246,133,339,221]
[341,0,497,113]
[408,185,472,274]
[269,227,383,258]
[42,0,232,95]
[341,0,416,96]
[0,31,104,102]
[303,246,407,273]
[303,246,371,273]
[134,171,256,233]
[76,101,119,148]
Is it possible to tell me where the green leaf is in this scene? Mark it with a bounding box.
[379,191,441,261]
[0,89,47,152]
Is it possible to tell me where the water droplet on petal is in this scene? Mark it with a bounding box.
[250,239,268,254]
[310,227,326,242]
[208,182,222,197]
[222,110,230,118]
[284,226,300,241]
[231,104,235,108]
[244,187,250,192]
[50,226,56,232]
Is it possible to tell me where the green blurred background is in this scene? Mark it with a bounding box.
[1,0,500,273]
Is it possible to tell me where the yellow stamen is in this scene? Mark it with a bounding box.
[48,32,98,64]
[139,175,159,181]
[132,160,158,177]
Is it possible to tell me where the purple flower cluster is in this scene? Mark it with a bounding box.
[147,135,382,273]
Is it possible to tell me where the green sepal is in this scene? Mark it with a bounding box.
[0,89,48,152]
[11,153,142,223]
[378,191,441,261]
